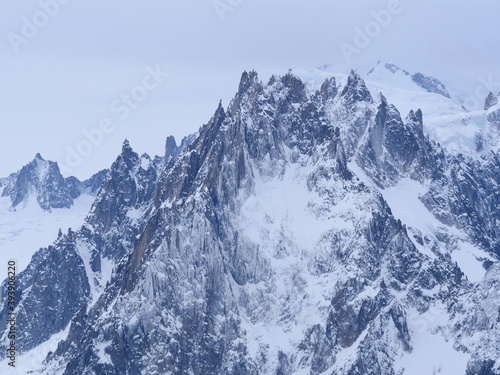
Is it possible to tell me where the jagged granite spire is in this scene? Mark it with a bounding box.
[340,70,373,103]
[165,135,178,161]
[238,70,261,93]
[318,76,338,101]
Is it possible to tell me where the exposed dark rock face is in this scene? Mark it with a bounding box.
[82,169,109,195]
[1,154,74,211]
[421,152,500,257]
[0,230,90,353]
[165,135,178,161]
[0,153,108,211]
[383,63,410,76]
[411,72,451,98]
[484,92,499,110]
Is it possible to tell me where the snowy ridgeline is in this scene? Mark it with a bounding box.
[0,63,499,375]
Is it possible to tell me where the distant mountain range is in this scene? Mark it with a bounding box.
[0,153,107,212]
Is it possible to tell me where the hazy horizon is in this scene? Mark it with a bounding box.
[1,0,499,179]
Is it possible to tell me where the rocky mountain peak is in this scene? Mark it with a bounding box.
[238,70,261,94]
[485,91,499,110]
[280,72,308,102]
[165,135,177,161]
[406,109,424,135]
[318,76,337,101]
[121,138,134,157]
[1,154,107,211]
[1,155,73,211]
[340,70,373,103]
[411,72,451,98]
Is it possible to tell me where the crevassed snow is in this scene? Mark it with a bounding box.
[363,64,484,156]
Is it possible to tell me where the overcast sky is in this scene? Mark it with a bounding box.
[1,0,499,179]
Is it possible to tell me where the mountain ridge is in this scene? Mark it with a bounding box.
[0,154,108,212]
[0,66,499,374]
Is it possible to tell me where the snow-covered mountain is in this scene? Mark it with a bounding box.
[297,61,500,157]
[0,156,108,284]
[1,64,499,374]
[0,153,107,212]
